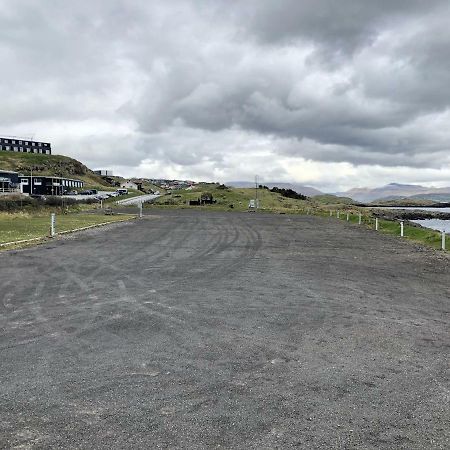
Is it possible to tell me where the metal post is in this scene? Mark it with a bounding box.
[442,230,446,250]
[400,221,404,237]
[359,213,362,225]
[50,213,56,237]
[375,218,379,231]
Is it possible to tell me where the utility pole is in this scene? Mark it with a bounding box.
[255,175,258,209]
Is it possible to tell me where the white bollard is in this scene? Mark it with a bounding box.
[346,213,349,221]
[358,213,362,225]
[329,210,332,217]
[139,202,143,218]
[375,218,379,231]
[100,199,103,210]
[50,213,56,237]
[442,230,446,250]
[337,211,340,219]
[400,221,404,237]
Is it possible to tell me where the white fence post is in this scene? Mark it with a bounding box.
[400,221,404,237]
[330,210,333,217]
[375,218,379,231]
[337,211,340,219]
[358,213,362,225]
[346,213,349,221]
[50,213,56,237]
[139,202,143,218]
[442,230,446,250]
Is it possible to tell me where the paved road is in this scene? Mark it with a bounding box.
[116,193,160,206]
[0,211,449,449]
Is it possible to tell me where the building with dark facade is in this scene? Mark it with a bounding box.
[0,137,51,155]
[0,170,20,193]
[19,176,83,196]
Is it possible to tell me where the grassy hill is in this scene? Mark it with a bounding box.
[0,151,112,189]
[312,194,357,205]
[151,183,315,212]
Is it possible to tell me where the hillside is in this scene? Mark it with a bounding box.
[0,151,112,189]
[312,194,357,205]
[151,183,313,212]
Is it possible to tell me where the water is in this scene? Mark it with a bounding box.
[412,219,450,233]
[372,206,450,213]
[370,206,450,232]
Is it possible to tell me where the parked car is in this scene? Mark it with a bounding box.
[116,188,128,195]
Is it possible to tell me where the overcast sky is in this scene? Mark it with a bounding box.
[1,0,450,191]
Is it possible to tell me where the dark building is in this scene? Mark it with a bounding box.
[0,137,51,155]
[0,170,20,193]
[19,176,83,196]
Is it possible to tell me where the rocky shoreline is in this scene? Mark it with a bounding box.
[371,209,450,221]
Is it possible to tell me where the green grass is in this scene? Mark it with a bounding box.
[0,212,134,245]
[150,183,312,212]
[329,210,446,251]
[0,150,111,188]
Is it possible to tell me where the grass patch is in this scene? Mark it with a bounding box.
[0,212,134,245]
[330,210,446,251]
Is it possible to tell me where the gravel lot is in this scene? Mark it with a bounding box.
[0,210,449,449]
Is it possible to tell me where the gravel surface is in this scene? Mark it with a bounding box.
[0,210,449,449]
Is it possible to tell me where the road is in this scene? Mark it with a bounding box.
[0,210,449,449]
[116,193,160,206]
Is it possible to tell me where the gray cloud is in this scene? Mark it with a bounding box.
[1,0,450,189]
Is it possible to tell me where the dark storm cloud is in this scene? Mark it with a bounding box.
[1,0,450,185]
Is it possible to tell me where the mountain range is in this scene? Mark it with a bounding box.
[228,181,450,203]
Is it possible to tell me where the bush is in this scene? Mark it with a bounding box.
[270,187,308,200]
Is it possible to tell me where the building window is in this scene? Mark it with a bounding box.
[38,142,42,147]
[19,140,22,144]
[25,142,28,145]
[32,142,36,146]
[13,147,18,151]
[5,146,10,150]
[19,147,23,151]
[5,140,8,143]
[12,140,16,144]
[21,179,29,185]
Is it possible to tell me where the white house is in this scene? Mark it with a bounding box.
[120,180,141,190]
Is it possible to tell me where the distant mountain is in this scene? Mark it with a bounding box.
[336,183,450,202]
[227,181,323,197]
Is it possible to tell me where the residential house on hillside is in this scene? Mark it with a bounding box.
[120,180,142,191]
